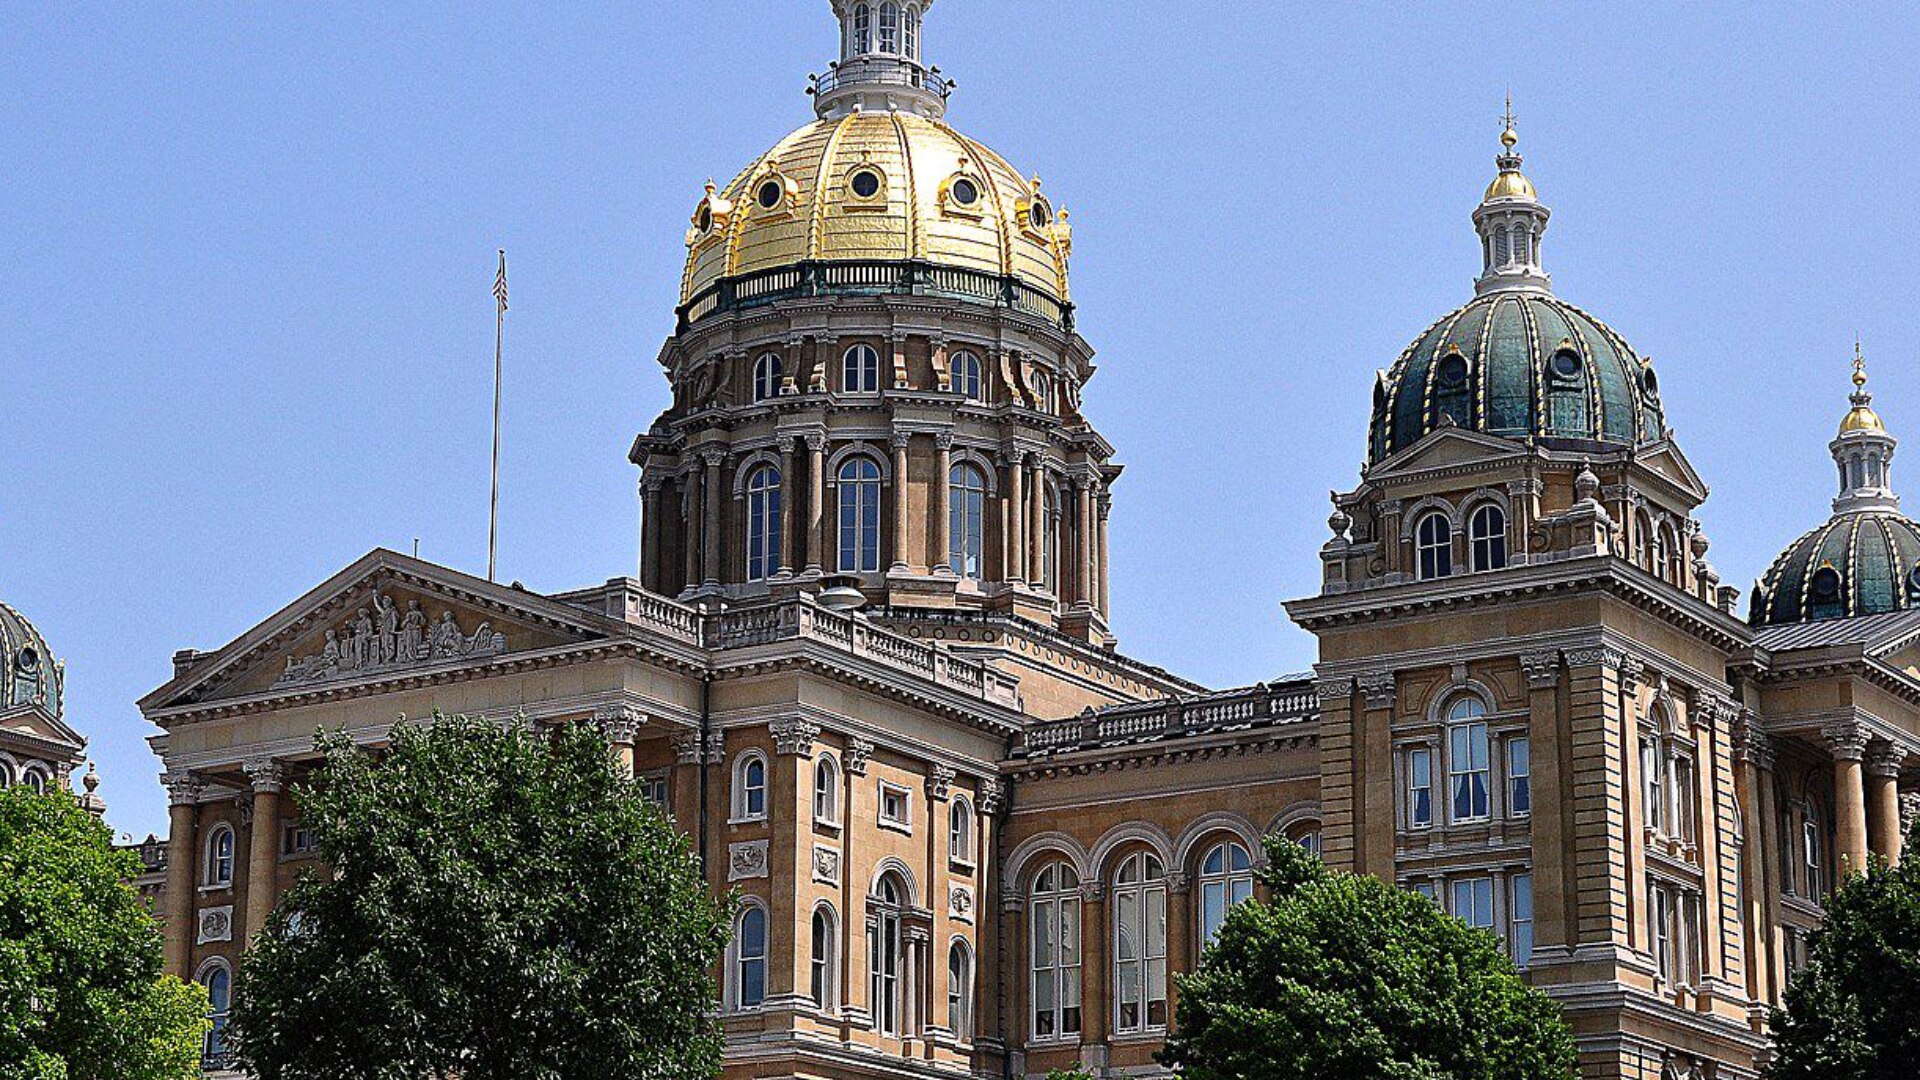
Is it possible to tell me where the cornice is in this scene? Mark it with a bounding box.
[1002,722,1315,782]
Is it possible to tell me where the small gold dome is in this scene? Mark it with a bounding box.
[681,111,1069,305]
[1484,168,1536,201]
[1840,404,1886,435]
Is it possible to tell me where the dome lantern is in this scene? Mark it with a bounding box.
[1832,341,1900,515]
[1472,98,1552,296]
[812,1,951,120]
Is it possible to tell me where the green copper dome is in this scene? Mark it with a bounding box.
[1368,291,1668,466]
[0,600,62,719]
[1751,511,1920,627]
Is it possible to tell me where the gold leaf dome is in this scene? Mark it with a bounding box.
[1840,403,1887,435]
[1483,168,1537,201]
[680,110,1070,306]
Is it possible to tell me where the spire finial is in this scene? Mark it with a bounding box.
[1500,92,1518,151]
[1853,334,1869,391]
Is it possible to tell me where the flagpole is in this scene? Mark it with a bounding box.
[489,249,507,582]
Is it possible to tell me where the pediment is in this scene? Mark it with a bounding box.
[1633,439,1710,501]
[1368,426,1527,479]
[0,703,85,756]
[142,549,620,712]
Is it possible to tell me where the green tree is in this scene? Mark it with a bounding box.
[1045,1067,1097,1080]
[1159,837,1577,1080]
[0,784,207,1080]
[232,713,732,1080]
[1768,820,1920,1079]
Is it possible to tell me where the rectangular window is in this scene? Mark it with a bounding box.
[639,772,669,810]
[1650,884,1675,983]
[1408,747,1433,828]
[1449,723,1491,822]
[281,821,317,857]
[1804,819,1824,899]
[1507,737,1531,817]
[1510,873,1533,966]
[1673,755,1697,844]
[1411,881,1437,903]
[1642,738,1665,834]
[1450,876,1494,930]
[878,781,911,832]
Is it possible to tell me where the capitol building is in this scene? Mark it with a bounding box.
[133,3,1919,1078]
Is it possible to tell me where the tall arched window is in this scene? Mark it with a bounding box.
[843,343,880,393]
[814,755,841,825]
[1446,696,1491,822]
[1803,805,1826,898]
[21,766,47,795]
[745,465,782,581]
[878,2,901,54]
[1112,851,1168,1034]
[1042,484,1060,591]
[870,872,907,1036]
[1415,511,1453,580]
[0,758,14,787]
[1469,503,1507,572]
[736,904,768,1009]
[753,352,783,402]
[837,457,883,573]
[1029,861,1082,1040]
[1494,225,1511,266]
[949,797,975,865]
[852,3,872,53]
[204,824,235,887]
[949,350,983,401]
[199,961,232,1066]
[1198,840,1253,946]
[734,752,767,821]
[1634,510,1653,570]
[1659,523,1684,585]
[949,463,988,579]
[903,3,920,59]
[811,904,839,1010]
[948,939,974,1040]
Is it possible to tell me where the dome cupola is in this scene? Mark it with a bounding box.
[0,600,61,720]
[1367,108,1668,467]
[1752,348,1920,626]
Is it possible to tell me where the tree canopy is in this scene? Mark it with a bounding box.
[232,713,732,1080]
[0,784,207,1080]
[1159,837,1577,1080]
[1768,820,1920,1079]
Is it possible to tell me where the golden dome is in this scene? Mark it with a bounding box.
[681,111,1070,306]
[1840,404,1886,435]
[1484,168,1536,201]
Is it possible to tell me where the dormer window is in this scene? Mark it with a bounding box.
[1549,348,1582,380]
[847,166,887,207]
[1810,564,1845,620]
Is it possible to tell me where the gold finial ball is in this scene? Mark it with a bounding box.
[1500,126,1518,150]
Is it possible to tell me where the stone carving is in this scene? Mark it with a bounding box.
[593,706,644,745]
[927,765,956,801]
[845,736,876,776]
[1900,792,1920,836]
[1864,742,1906,778]
[1357,671,1397,710]
[812,844,841,886]
[770,718,822,756]
[949,883,974,922]
[163,770,204,807]
[728,840,770,882]
[670,730,704,765]
[1313,677,1354,704]
[1732,713,1776,771]
[978,777,1006,816]
[1519,651,1561,690]
[197,905,233,945]
[1823,720,1872,761]
[243,759,285,794]
[278,587,505,685]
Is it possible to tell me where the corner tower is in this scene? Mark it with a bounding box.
[633,0,1118,647]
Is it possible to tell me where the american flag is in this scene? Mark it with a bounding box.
[493,250,509,313]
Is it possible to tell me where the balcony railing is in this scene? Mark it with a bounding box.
[1018,681,1319,756]
[809,57,953,102]
[677,259,1074,334]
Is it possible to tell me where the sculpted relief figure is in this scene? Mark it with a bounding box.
[276,591,509,686]
[399,600,428,661]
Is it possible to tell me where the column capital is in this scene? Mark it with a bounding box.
[978,777,1006,816]
[1865,742,1907,778]
[1164,870,1191,895]
[1079,881,1106,903]
[805,432,828,453]
[1732,713,1776,770]
[1519,650,1561,690]
[1824,719,1873,761]
[926,764,956,801]
[242,759,286,794]
[845,736,877,776]
[594,705,646,746]
[669,730,704,765]
[163,769,204,807]
[1356,671,1397,710]
[698,446,727,468]
[890,430,912,450]
[769,717,822,756]
[933,431,956,451]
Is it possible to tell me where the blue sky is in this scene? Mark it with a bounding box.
[6,2,1919,839]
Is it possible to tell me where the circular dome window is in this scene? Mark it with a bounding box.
[756,180,784,210]
[694,204,713,232]
[15,647,35,674]
[950,177,980,207]
[1550,350,1582,380]
[1908,566,1920,600]
[1812,566,1843,602]
[1029,199,1053,229]
[1642,367,1660,398]
[850,169,882,199]
[1437,354,1469,388]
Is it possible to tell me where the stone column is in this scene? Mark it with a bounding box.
[1164,871,1192,1021]
[640,478,662,591]
[598,706,644,778]
[681,471,701,592]
[1734,716,1778,1005]
[1096,489,1111,615]
[1378,499,1404,577]
[769,719,819,1006]
[1078,881,1108,1058]
[934,433,954,574]
[1355,672,1398,875]
[701,449,724,587]
[162,770,203,976]
[242,760,284,945]
[1826,720,1873,877]
[1519,652,1569,958]
[1074,476,1093,608]
[778,440,797,576]
[807,434,827,574]
[1004,452,1026,583]
[1866,742,1906,864]
[890,433,912,572]
[1027,457,1045,591]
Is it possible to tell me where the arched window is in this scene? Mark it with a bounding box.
[843,343,880,393]
[1469,503,1507,572]
[1029,861,1082,1040]
[1446,696,1491,822]
[21,766,47,795]
[950,797,975,865]
[903,3,920,59]
[1030,370,1056,413]
[1042,483,1060,591]
[0,758,13,787]
[878,2,901,54]
[734,752,767,821]
[745,465,783,582]
[949,463,988,579]
[1198,840,1254,946]
[736,904,768,1009]
[870,872,907,1036]
[1659,523,1683,585]
[204,824,235,887]
[1803,806,1826,898]
[949,350,983,401]
[1415,511,1453,580]
[837,457,883,573]
[852,2,872,53]
[811,904,839,1010]
[813,755,841,825]
[1112,851,1168,1034]
[753,352,783,402]
[1288,823,1323,857]
[198,961,232,1066]
[948,939,974,1040]
[1634,510,1653,570]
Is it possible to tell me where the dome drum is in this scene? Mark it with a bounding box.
[677,257,1074,335]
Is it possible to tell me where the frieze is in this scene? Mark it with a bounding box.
[277,587,506,686]
[197,906,233,945]
[728,840,770,882]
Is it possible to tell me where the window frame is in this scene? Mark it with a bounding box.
[1110,850,1168,1035]
[1469,502,1508,572]
[947,938,974,1042]
[948,462,988,580]
[732,751,769,823]
[1510,872,1534,966]
[949,796,975,867]
[1445,697,1492,823]
[752,351,783,402]
[870,873,907,1036]
[836,456,884,574]
[1449,875,1495,931]
[1506,735,1531,818]
[196,959,233,1067]
[842,343,881,393]
[877,779,912,833]
[1415,510,1453,580]
[811,903,839,1012]
[1197,840,1254,948]
[734,902,769,1011]
[949,349,984,401]
[1407,745,1434,829]
[745,464,783,582]
[1028,861,1083,1042]
[203,823,235,888]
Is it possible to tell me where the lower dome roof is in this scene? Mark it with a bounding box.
[1750,510,1920,627]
